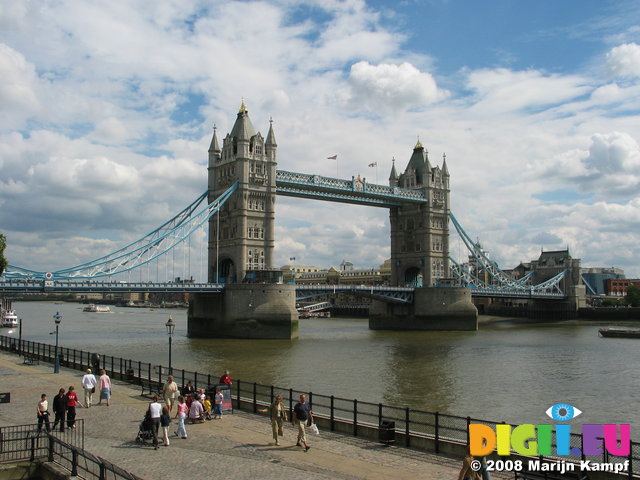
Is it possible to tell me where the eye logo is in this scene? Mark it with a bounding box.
[545,403,582,421]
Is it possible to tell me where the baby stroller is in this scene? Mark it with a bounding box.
[135,410,155,444]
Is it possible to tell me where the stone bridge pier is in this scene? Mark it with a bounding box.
[188,285,299,339]
[369,286,478,330]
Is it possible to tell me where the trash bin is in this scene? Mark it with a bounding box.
[379,420,395,445]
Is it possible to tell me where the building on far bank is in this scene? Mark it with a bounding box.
[281,260,390,286]
[606,278,640,297]
[581,267,625,295]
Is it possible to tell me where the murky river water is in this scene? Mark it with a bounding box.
[4,301,640,432]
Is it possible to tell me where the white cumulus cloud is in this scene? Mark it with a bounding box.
[0,43,40,128]
[607,43,640,78]
[348,61,448,113]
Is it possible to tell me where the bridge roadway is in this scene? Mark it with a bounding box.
[0,280,567,300]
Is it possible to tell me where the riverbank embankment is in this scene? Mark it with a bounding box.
[0,350,505,480]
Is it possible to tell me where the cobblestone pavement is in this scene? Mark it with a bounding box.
[0,351,511,479]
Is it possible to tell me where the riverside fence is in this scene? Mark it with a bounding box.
[0,420,142,480]
[0,334,637,479]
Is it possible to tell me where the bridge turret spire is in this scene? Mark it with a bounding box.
[209,124,221,154]
[266,117,277,147]
[208,125,221,171]
[389,157,398,187]
[442,152,449,175]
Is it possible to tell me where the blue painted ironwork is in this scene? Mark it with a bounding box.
[449,213,531,290]
[0,279,225,294]
[580,274,598,295]
[4,183,239,280]
[449,258,494,289]
[449,250,568,296]
[276,170,427,207]
[449,258,568,298]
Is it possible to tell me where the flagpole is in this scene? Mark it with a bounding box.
[368,162,378,184]
[328,155,338,178]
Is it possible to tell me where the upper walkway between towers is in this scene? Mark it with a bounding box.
[0,350,513,480]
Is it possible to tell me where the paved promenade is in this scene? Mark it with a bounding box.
[0,351,507,479]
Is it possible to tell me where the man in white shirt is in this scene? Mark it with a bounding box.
[148,395,162,450]
[81,369,97,408]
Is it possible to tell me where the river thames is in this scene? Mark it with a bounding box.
[4,301,640,432]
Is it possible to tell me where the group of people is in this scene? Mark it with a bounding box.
[36,368,112,432]
[36,365,317,454]
[146,372,231,449]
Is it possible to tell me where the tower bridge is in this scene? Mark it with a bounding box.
[1,102,582,338]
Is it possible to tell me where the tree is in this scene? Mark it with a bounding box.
[626,284,640,307]
[0,234,6,277]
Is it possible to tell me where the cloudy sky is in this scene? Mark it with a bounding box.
[1,0,639,281]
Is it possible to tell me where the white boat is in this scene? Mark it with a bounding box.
[1,299,18,328]
[82,304,111,313]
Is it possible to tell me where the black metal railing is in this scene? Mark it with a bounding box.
[0,421,141,479]
[48,434,143,480]
[1,334,636,479]
[0,420,84,463]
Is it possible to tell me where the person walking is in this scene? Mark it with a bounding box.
[148,395,162,450]
[66,386,83,429]
[98,369,111,406]
[160,406,171,447]
[174,396,188,439]
[292,394,313,452]
[162,375,178,413]
[81,369,97,408]
[36,393,51,432]
[52,388,67,432]
[270,394,287,446]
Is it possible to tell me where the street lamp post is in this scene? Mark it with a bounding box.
[18,318,22,355]
[165,315,176,375]
[53,312,62,373]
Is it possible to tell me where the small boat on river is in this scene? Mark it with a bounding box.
[598,328,640,338]
[83,304,111,313]
[1,299,18,328]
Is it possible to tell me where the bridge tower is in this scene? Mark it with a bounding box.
[371,142,476,331]
[388,141,450,287]
[189,102,298,339]
[207,102,277,283]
